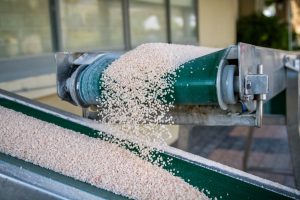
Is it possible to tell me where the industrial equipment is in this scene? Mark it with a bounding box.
[56,43,296,126]
[1,42,300,199]
[0,89,299,200]
[55,43,300,190]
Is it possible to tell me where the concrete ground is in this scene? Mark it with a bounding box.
[172,125,295,188]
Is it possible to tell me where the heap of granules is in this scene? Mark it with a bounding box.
[0,106,208,200]
[97,43,218,155]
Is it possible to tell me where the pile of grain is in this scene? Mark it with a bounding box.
[98,43,217,151]
[0,106,208,200]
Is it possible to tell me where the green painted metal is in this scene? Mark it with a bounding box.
[168,49,227,105]
[264,90,286,115]
[0,98,297,200]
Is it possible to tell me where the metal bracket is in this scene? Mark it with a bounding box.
[244,74,268,95]
[284,55,300,72]
[55,52,113,106]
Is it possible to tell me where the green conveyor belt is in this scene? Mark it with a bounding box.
[171,49,226,105]
[79,49,226,106]
[0,97,298,200]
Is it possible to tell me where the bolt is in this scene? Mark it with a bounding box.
[246,80,252,90]
[244,95,254,101]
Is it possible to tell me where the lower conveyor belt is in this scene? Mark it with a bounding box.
[0,89,299,200]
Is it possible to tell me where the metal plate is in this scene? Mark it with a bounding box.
[245,74,268,95]
[238,43,299,101]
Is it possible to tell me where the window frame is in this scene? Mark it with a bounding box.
[50,0,199,52]
[0,0,199,82]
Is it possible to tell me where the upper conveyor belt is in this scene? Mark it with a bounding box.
[55,43,300,126]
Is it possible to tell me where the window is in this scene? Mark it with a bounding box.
[0,0,199,82]
[170,0,197,44]
[60,0,124,51]
[129,0,167,47]
[0,0,199,58]
[0,0,52,58]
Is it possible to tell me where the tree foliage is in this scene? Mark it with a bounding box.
[237,14,289,50]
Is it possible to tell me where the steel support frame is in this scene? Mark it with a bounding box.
[286,69,300,189]
[175,66,300,189]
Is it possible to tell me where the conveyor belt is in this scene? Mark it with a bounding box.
[0,89,299,200]
[170,49,227,105]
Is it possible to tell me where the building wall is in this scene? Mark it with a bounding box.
[198,0,238,48]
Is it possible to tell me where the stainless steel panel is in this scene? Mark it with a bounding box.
[286,69,300,190]
[0,159,105,200]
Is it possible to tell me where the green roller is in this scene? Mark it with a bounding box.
[67,50,227,107]
[77,53,120,106]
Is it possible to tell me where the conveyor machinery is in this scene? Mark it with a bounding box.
[56,43,298,126]
[1,43,300,199]
[0,89,299,200]
[55,43,300,190]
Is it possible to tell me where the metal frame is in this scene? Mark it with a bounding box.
[177,70,300,189]
[286,69,300,189]
[165,0,172,43]
[0,160,106,200]
[122,0,131,50]
[49,0,62,52]
[55,44,300,189]
[171,43,300,189]
[165,0,199,45]
[56,43,294,128]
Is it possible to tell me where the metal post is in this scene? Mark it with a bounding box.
[242,127,255,172]
[165,0,172,43]
[286,69,300,189]
[256,64,266,127]
[49,0,63,51]
[122,0,131,50]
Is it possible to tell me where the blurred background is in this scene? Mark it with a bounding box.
[0,0,299,189]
